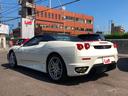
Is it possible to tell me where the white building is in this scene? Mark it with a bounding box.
[0,24,9,49]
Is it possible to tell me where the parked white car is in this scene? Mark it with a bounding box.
[7,34,118,81]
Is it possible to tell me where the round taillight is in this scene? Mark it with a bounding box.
[84,43,90,50]
[76,44,84,50]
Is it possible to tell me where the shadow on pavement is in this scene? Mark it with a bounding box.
[1,63,108,86]
[117,58,128,72]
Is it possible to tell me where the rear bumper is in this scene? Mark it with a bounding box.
[89,62,116,74]
[66,62,116,76]
[65,52,118,76]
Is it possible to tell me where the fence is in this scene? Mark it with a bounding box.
[108,39,128,54]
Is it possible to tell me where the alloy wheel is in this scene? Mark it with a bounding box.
[48,56,63,81]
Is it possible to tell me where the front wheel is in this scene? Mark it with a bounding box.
[47,54,67,82]
[9,52,17,68]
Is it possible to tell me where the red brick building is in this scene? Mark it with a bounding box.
[35,6,94,35]
[12,5,94,38]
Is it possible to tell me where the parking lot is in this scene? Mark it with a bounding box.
[0,50,128,96]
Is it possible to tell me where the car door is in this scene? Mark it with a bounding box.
[19,36,47,67]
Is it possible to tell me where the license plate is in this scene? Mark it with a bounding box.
[103,57,111,64]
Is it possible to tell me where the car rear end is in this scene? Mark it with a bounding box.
[66,41,118,76]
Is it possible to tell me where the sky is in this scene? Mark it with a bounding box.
[1,0,128,33]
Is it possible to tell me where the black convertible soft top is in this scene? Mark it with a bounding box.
[36,34,82,42]
[77,34,105,41]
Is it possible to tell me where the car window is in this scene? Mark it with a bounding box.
[52,35,82,42]
[23,35,54,47]
[40,35,55,41]
[23,36,42,47]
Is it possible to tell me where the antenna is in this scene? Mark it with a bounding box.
[49,0,51,8]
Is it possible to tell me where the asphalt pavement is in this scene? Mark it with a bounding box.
[0,50,128,96]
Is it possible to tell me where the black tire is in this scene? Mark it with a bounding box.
[47,54,67,82]
[9,52,17,68]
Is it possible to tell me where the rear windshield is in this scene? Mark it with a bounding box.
[52,35,82,42]
[78,34,105,41]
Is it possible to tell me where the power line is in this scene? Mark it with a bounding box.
[0,4,18,8]
[36,0,80,14]
[3,8,19,15]
[2,17,20,22]
[35,0,47,3]
[1,2,18,5]
[52,0,80,9]
[1,5,18,8]
[2,0,81,23]
[1,6,19,14]
[3,17,20,19]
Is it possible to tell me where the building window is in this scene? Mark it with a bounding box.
[80,28,85,31]
[62,16,66,20]
[86,20,93,24]
[51,13,54,19]
[48,12,51,18]
[50,25,53,28]
[58,14,61,20]
[41,12,43,17]
[55,14,57,19]
[75,27,79,31]
[46,25,49,28]
[45,12,47,18]
[64,16,85,23]
[53,25,58,28]
[65,26,71,30]
[75,18,84,23]
[65,16,74,21]
[40,24,47,28]
[36,11,40,17]
[86,28,93,32]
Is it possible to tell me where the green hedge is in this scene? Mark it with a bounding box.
[105,33,128,39]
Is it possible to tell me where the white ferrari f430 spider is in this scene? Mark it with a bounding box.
[7,34,118,81]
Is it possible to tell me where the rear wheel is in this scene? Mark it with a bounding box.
[9,52,17,68]
[47,54,67,81]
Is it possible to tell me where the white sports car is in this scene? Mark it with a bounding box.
[7,34,118,81]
